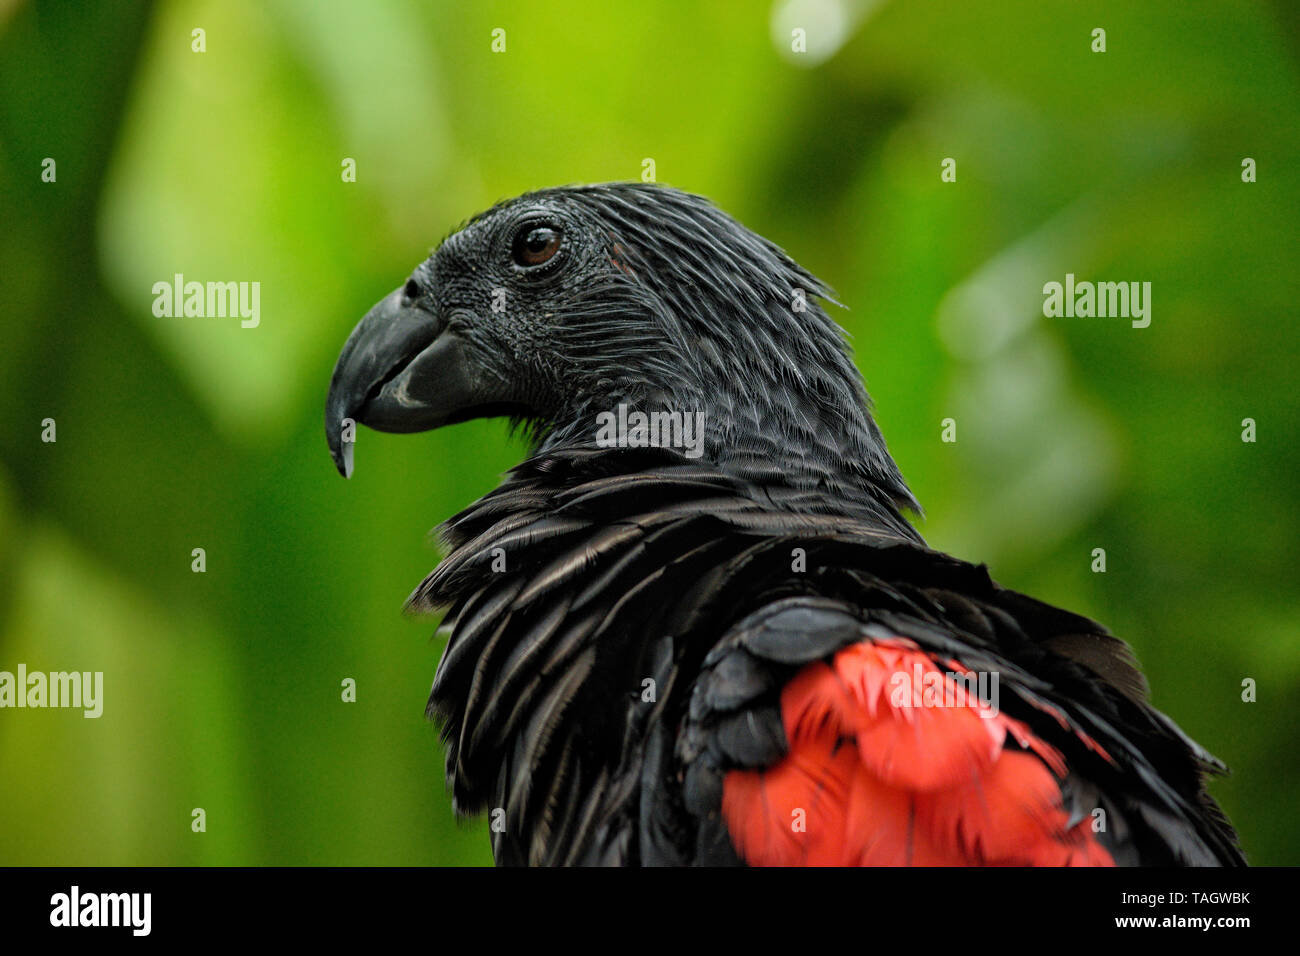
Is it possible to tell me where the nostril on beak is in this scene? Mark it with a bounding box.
[402,278,421,304]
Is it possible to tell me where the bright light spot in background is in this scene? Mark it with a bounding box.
[771,0,885,67]
[936,196,1103,361]
[930,196,1119,562]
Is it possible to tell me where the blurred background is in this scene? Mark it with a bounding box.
[1,0,1296,865]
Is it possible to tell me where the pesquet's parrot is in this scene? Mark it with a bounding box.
[325,183,1243,867]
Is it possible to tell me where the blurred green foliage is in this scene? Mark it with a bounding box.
[1,0,1296,865]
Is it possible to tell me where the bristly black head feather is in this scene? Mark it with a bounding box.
[331,182,920,526]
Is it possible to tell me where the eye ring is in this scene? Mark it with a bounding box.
[512,224,563,268]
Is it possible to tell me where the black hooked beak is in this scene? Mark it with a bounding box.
[325,286,481,478]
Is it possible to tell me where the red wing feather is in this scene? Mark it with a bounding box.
[722,640,1114,866]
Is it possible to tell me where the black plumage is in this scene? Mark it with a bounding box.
[325,183,1243,866]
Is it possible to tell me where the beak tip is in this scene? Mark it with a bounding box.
[333,441,355,479]
[327,420,355,479]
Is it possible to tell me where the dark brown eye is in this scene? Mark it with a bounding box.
[513,225,562,267]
